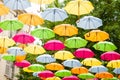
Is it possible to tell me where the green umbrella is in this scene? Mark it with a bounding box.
[78,73,95,79]
[101,77,119,80]
[55,70,72,77]
[93,41,117,52]
[65,37,88,48]
[31,27,55,39]
[28,64,45,72]
[2,54,15,61]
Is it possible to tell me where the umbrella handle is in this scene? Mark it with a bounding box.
[86,32,91,37]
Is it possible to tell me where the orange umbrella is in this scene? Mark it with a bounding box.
[118,75,120,79]
[16,55,26,62]
[95,72,114,79]
[0,47,7,54]
[0,4,9,16]
[71,67,88,74]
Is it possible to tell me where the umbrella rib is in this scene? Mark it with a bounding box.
[19,0,25,10]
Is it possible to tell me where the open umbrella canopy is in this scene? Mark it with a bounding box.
[2,54,15,61]
[93,41,117,52]
[0,4,9,16]
[41,8,68,22]
[71,67,88,74]
[84,30,109,42]
[107,60,120,68]
[78,73,95,79]
[53,24,78,36]
[15,60,31,68]
[46,77,61,80]
[62,76,79,80]
[29,0,54,4]
[55,70,72,77]
[113,68,120,74]
[38,70,54,78]
[65,37,88,48]
[15,55,26,62]
[23,67,34,73]
[64,0,94,15]
[0,47,7,54]
[76,16,102,30]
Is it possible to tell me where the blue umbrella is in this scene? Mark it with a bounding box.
[89,65,108,73]
[62,59,82,68]
[41,8,68,22]
[36,54,56,63]
[113,68,120,74]
[76,16,102,30]
[3,0,31,10]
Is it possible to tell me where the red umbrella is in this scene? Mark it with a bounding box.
[62,76,79,80]
[101,51,120,61]
[73,48,95,59]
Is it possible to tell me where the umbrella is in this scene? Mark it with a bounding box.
[0,28,3,33]
[118,75,120,79]
[24,45,46,55]
[15,60,31,68]
[12,33,35,44]
[101,77,119,80]
[46,77,61,80]
[73,48,95,59]
[64,0,94,15]
[93,41,117,52]
[76,16,102,29]
[3,0,31,10]
[38,70,54,78]
[31,27,55,39]
[62,76,79,80]
[54,50,74,60]
[95,72,114,79]
[0,47,7,54]
[81,58,102,66]
[44,40,65,51]
[15,55,26,62]
[71,67,88,74]
[89,66,108,73]
[62,59,82,68]
[36,54,56,63]
[84,30,109,42]
[65,37,88,48]
[101,51,120,61]
[29,0,54,4]
[53,24,78,36]
[113,68,120,74]
[107,60,120,68]
[2,54,15,61]
[78,73,95,79]
[0,4,9,16]
[45,63,64,71]
[41,8,68,22]
[55,70,72,77]
[23,67,34,73]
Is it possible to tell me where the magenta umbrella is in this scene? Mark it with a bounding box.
[12,33,35,44]
[62,76,79,80]
[38,70,54,78]
[14,60,31,68]
[44,40,65,50]
[101,51,120,61]
[73,48,95,59]
[0,28,3,33]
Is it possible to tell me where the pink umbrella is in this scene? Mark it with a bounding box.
[0,28,3,33]
[101,51,120,61]
[44,40,65,50]
[38,70,54,78]
[62,76,79,80]
[73,48,95,59]
[12,33,35,44]
[14,60,31,68]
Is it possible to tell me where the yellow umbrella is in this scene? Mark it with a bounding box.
[24,45,46,55]
[23,67,34,73]
[46,77,61,80]
[0,4,9,16]
[0,47,7,54]
[81,58,102,66]
[64,0,94,15]
[54,50,74,60]
[29,0,54,4]
[53,24,78,36]
[107,60,120,68]
[84,30,109,42]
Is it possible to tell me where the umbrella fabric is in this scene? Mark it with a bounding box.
[118,75,120,79]
[18,13,44,26]
[41,8,68,22]
[89,66,108,73]
[29,0,54,4]
[53,24,78,36]
[71,67,88,74]
[62,76,79,80]
[31,27,55,39]
[55,70,72,77]
[84,30,109,42]
[23,67,34,73]
[81,58,102,66]
[64,0,94,15]
[16,55,26,62]
[15,60,31,68]
[0,47,7,54]
[24,45,46,55]
[0,28,3,33]
[62,59,82,68]
[54,50,74,60]
[36,54,56,63]
[65,37,88,48]
[45,63,64,71]
[107,60,120,68]
[78,73,95,79]
[0,4,9,16]
[44,40,65,51]
[46,77,61,80]
[3,0,31,10]
[76,16,102,29]
[12,33,35,44]
[101,51,120,61]
[38,70,54,78]
[2,54,15,61]
[93,41,117,52]
[73,48,95,59]
[113,68,120,74]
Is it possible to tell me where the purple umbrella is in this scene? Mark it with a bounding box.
[62,76,80,80]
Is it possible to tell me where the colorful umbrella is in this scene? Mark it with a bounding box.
[54,50,74,60]
[2,54,15,61]
[62,59,82,68]
[15,60,31,68]
[0,47,7,54]
[46,77,61,80]
[73,48,95,59]
[65,37,88,48]
[78,73,95,79]
[0,4,9,16]
[71,67,88,74]
[36,54,56,63]
[76,16,102,30]
[53,24,78,36]
[62,76,79,80]
[41,8,68,22]
[101,51,120,61]
[38,70,54,78]
[29,0,54,4]
[55,70,72,77]
[107,60,120,68]
[44,40,65,51]
[84,30,109,42]
[113,68,120,74]
[93,41,117,52]
[15,55,26,62]
[23,67,34,73]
